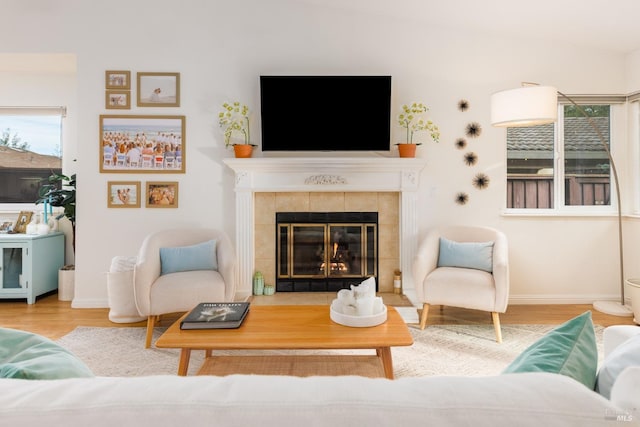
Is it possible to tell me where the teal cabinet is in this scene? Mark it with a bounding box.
[0,232,65,304]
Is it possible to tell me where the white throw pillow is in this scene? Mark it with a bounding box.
[596,333,640,399]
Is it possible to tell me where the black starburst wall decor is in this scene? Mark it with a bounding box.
[464,152,478,166]
[455,138,467,150]
[473,173,490,189]
[458,99,469,112]
[455,192,469,205]
[466,122,482,138]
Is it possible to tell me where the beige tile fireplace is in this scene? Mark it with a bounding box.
[224,157,426,305]
[254,191,399,292]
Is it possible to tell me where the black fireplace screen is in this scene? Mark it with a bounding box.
[276,212,377,292]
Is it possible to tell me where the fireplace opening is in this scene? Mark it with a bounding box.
[276,212,378,292]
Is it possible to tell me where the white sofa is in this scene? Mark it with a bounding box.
[0,371,637,427]
[1,325,640,427]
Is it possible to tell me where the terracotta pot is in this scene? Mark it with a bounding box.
[397,144,417,158]
[233,144,253,158]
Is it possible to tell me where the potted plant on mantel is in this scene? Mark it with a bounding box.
[36,172,76,301]
[218,101,256,158]
[396,102,440,158]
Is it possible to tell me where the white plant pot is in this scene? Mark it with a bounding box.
[58,268,75,301]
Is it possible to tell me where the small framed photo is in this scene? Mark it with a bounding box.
[0,221,13,233]
[105,70,131,90]
[13,211,33,233]
[105,90,131,109]
[146,181,178,208]
[107,181,141,208]
[137,72,180,107]
[100,115,185,173]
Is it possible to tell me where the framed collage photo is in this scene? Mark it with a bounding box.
[107,181,141,208]
[100,115,185,173]
[137,72,180,107]
[146,181,178,208]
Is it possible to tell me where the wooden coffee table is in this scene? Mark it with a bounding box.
[155,304,413,379]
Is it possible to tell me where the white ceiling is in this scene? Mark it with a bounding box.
[298,0,640,54]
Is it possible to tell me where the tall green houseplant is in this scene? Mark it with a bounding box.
[36,173,76,259]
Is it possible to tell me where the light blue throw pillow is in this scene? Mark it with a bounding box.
[160,239,218,275]
[596,333,640,399]
[502,311,598,389]
[0,328,94,379]
[437,237,494,273]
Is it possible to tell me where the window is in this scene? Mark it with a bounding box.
[0,109,63,203]
[507,103,613,210]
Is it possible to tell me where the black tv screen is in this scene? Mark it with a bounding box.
[260,76,391,151]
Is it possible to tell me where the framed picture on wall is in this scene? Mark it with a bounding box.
[105,70,131,90]
[146,181,178,208]
[99,115,185,173]
[105,90,131,109]
[137,72,180,107]
[107,181,141,208]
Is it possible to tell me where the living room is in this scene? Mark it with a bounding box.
[4,1,640,424]
[3,0,640,310]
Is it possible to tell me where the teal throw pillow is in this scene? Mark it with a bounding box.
[502,311,597,389]
[437,237,494,273]
[160,239,218,276]
[0,328,94,379]
[596,333,640,399]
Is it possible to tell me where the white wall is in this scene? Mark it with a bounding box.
[2,0,636,307]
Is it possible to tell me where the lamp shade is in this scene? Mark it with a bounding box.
[491,85,558,127]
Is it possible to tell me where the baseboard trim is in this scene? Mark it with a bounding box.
[71,298,109,309]
[508,294,631,305]
[69,294,631,308]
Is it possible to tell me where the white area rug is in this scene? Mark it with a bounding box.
[56,324,604,378]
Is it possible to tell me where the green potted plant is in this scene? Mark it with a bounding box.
[36,172,76,301]
[396,102,440,157]
[218,101,255,158]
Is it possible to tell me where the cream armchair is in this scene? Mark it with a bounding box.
[133,228,236,348]
[412,226,509,343]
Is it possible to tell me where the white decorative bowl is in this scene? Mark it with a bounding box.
[330,304,387,327]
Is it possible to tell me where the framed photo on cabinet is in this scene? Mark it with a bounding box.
[146,181,178,208]
[99,115,185,173]
[137,72,180,107]
[13,211,33,233]
[107,181,141,208]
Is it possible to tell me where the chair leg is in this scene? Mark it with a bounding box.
[491,312,502,343]
[145,315,156,348]
[419,303,430,330]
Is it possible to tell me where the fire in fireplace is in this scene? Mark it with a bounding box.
[276,212,378,292]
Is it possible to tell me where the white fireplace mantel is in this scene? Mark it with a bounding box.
[224,157,426,305]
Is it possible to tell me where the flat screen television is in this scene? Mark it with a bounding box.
[260,75,391,151]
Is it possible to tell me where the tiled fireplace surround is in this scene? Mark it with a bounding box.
[224,157,426,305]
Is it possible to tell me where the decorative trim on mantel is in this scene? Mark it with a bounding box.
[224,157,426,193]
[223,157,427,305]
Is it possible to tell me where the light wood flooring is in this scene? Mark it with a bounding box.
[0,291,636,340]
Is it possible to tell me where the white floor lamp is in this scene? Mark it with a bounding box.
[491,83,632,317]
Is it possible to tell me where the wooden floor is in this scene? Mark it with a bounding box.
[0,291,636,340]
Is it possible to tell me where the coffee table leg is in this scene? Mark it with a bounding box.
[178,348,191,376]
[377,347,394,379]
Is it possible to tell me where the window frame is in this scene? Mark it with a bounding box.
[505,99,624,216]
[0,106,65,211]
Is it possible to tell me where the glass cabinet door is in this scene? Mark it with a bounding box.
[1,247,24,289]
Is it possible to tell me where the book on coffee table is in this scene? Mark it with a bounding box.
[180,302,250,330]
